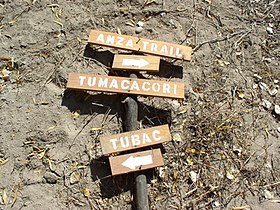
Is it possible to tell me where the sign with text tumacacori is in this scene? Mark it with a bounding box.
[109,148,164,175]
[112,54,160,72]
[66,73,184,99]
[88,30,192,61]
[100,124,171,155]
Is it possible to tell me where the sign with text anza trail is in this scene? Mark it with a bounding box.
[109,148,164,175]
[88,30,192,61]
[66,73,184,99]
[100,124,171,155]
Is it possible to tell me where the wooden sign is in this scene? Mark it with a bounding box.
[100,124,171,155]
[112,55,160,72]
[66,73,184,99]
[109,148,164,175]
[88,30,192,61]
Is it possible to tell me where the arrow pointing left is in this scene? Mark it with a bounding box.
[122,155,153,170]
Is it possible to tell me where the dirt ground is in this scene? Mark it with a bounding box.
[0,0,279,209]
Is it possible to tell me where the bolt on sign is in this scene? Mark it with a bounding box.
[66,73,184,99]
[112,55,160,72]
[88,30,192,61]
[100,124,171,155]
[109,148,164,175]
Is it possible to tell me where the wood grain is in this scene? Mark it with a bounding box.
[66,73,185,99]
[100,124,171,155]
[88,30,192,61]
[109,149,164,176]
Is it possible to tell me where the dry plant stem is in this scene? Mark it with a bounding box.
[193,29,252,52]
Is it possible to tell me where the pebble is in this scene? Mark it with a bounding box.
[189,171,198,183]
[135,26,143,34]
[136,21,144,27]
[259,82,268,91]
[44,172,59,184]
[262,99,272,109]
[275,105,280,115]
[269,88,278,96]
[266,26,273,34]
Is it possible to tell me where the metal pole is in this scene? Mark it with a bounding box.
[122,73,149,210]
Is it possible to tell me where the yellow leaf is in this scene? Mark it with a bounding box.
[186,158,193,165]
[90,127,101,132]
[80,188,90,198]
[190,149,206,155]
[237,90,245,99]
[53,20,63,28]
[11,190,17,207]
[0,159,8,165]
[47,159,55,171]
[2,189,8,205]
[71,110,80,120]
[70,171,81,184]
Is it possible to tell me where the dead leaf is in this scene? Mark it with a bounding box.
[11,190,17,207]
[90,127,101,132]
[0,158,8,165]
[71,110,80,120]
[81,188,90,198]
[237,90,245,99]
[2,189,8,205]
[70,171,81,184]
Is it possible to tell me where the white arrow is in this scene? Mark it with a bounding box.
[122,58,150,68]
[122,155,153,170]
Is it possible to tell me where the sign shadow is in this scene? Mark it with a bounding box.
[83,44,183,79]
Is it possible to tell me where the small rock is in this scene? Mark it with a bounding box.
[264,189,274,199]
[275,105,280,115]
[269,88,278,96]
[259,82,268,91]
[266,26,273,34]
[136,21,144,27]
[44,172,59,184]
[253,74,262,80]
[277,127,280,133]
[274,79,279,84]
[262,99,272,109]
[135,26,143,34]
[189,171,198,183]
[173,133,182,142]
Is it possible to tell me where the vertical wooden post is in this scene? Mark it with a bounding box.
[122,73,149,210]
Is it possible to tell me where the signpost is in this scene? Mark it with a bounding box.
[100,124,171,155]
[112,55,160,72]
[66,73,184,99]
[109,149,164,176]
[88,30,192,61]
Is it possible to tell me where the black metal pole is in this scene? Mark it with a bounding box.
[122,73,149,210]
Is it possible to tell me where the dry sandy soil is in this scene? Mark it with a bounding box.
[0,0,279,209]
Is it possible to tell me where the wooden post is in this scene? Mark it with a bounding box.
[122,73,149,210]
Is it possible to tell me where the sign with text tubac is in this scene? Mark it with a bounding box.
[100,124,171,155]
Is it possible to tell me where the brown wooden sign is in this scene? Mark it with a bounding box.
[88,30,192,61]
[112,55,160,72]
[66,73,184,99]
[109,148,164,175]
[100,124,171,155]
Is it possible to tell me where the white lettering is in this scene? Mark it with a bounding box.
[151,43,158,52]
[143,133,152,144]
[106,35,115,45]
[120,136,129,148]
[175,47,182,57]
[162,83,171,93]
[160,45,168,54]
[79,76,86,86]
[173,84,177,94]
[88,77,96,86]
[152,130,161,141]
[142,82,150,91]
[96,33,105,43]
[121,80,130,90]
[98,78,108,88]
[142,41,149,50]
[109,79,118,89]
[125,39,133,47]
[110,138,118,150]
[131,134,140,146]
[170,46,174,55]
[130,81,140,91]
[152,83,160,92]
[116,36,124,45]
